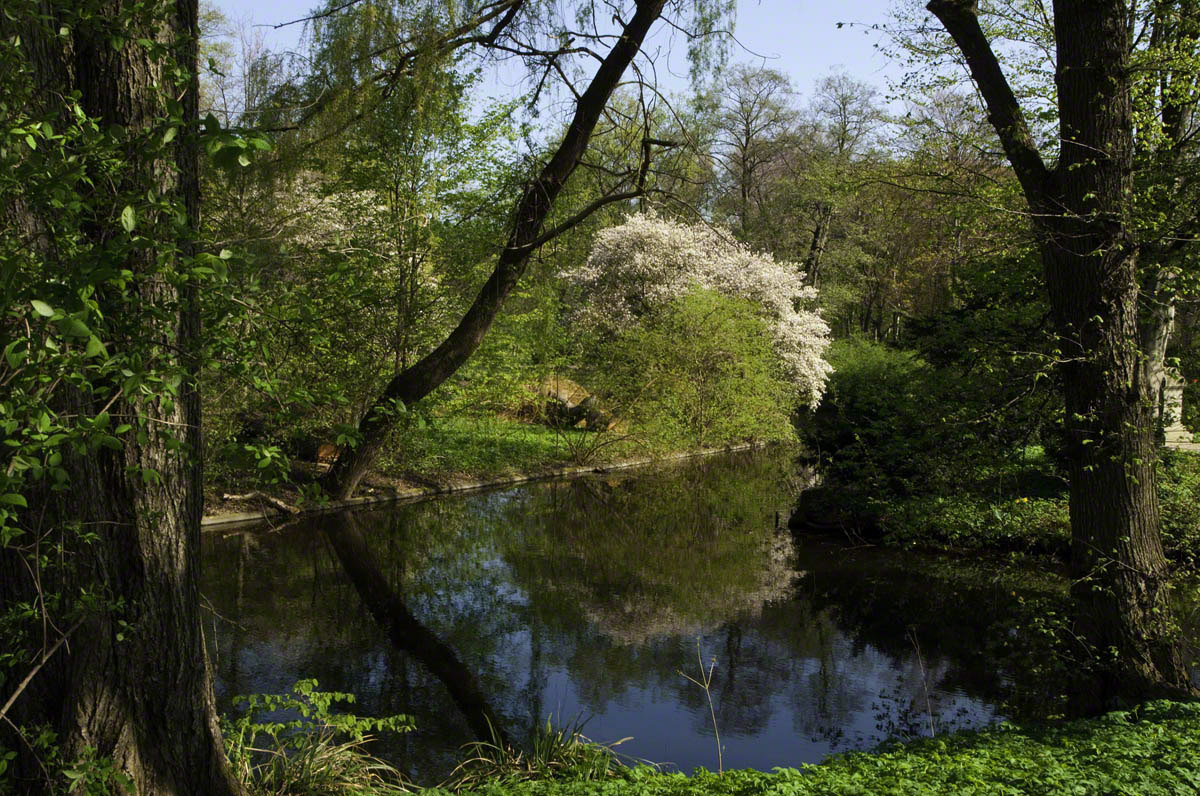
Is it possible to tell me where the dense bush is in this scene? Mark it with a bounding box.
[797,338,970,497]
[563,213,831,408]
[1157,449,1200,569]
[587,288,798,448]
[792,331,1076,549]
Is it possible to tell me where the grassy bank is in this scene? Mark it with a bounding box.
[792,446,1200,569]
[227,698,1200,795]
[428,701,1200,795]
[203,411,793,518]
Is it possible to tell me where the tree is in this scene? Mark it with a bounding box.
[322,0,731,499]
[0,1,244,791]
[563,212,832,408]
[796,71,886,289]
[925,0,1194,705]
[709,64,799,240]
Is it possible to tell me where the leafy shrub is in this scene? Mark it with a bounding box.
[563,212,831,407]
[221,679,414,796]
[588,289,797,448]
[873,494,1069,556]
[1157,449,1200,568]
[798,337,960,497]
[794,338,1073,555]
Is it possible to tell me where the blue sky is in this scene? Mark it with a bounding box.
[209,0,908,103]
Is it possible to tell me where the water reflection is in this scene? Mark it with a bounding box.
[202,450,1052,783]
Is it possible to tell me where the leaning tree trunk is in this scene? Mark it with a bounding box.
[324,0,668,500]
[0,2,245,792]
[927,0,1193,708]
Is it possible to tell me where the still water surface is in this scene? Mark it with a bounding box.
[201,449,1055,783]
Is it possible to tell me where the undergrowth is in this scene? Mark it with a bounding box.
[445,717,629,791]
[221,679,414,795]
[430,700,1200,795]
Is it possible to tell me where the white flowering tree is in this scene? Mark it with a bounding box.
[564,213,832,408]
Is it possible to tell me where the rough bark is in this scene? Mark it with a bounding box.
[927,0,1193,707]
[324,0,668,500]
[1,2,245,792]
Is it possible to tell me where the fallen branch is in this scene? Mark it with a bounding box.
[222,491,302,516]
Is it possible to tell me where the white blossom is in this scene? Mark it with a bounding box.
[564,213,832,406]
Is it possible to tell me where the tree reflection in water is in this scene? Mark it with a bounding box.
[202,449,1063,783]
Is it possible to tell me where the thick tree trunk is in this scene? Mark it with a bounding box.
[927,0,1194,707]
[1,2,244,792]
[1048,0,1189,705]
[1048,243,1188,708]
[324,0,668,500]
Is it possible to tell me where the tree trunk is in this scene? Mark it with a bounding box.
[1048,241,1187,708]
[324,0,668,500]
[803,202,833,288]
[927,0,1194,707]
[0,2,245,792]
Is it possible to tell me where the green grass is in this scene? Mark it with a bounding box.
[380,415,662,483]
[425,700,1200,795]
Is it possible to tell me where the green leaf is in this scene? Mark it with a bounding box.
[24,134,35,150]
[85,335,106,358]
[60,317,90,337]
[120,205,136,232]
[0,494,27,508]
[30,300,53,317]
[162,126,177,145]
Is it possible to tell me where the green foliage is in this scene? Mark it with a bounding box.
[59,747,135,796]
[876,494,1069,557]
[800,338,950,496]
[221,679,414,796]
[447,717,627,791]
[1156,449,1200,569]
[379,416,580,481]
[586,289,796,449]
[433,701,1200,795]
[0,726,138,794]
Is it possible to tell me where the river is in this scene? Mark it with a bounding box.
[201,448,1066,784]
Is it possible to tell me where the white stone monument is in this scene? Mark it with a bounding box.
[1162,371,1193,445]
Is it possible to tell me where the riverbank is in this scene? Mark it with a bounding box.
[790,445,1200,569]
[423,700,1200,795]
[202,438,778,530]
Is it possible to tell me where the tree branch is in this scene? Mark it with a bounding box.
[926,0,1051,205]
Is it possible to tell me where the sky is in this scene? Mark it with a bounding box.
[209,0,911,103]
